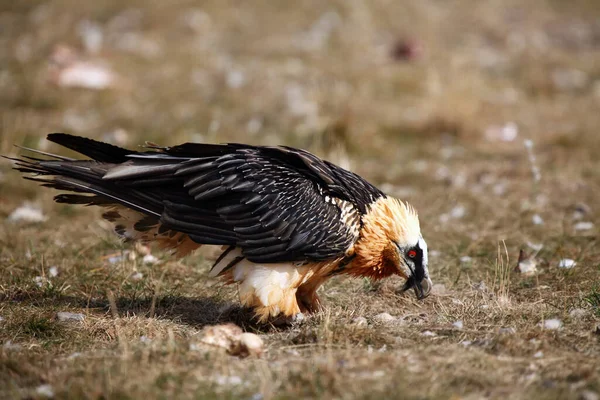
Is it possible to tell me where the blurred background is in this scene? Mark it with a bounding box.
[1,1,600,398]
[2,0,600,151]
[2,0,600,255]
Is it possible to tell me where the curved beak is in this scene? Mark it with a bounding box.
[420,276,432,298]
[402,276,433,300]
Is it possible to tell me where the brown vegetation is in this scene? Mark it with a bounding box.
[1,0,599,398]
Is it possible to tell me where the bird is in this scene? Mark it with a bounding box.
[9,133,432,322]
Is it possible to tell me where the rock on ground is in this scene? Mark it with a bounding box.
[195,323,264,357]
[372,313,397,324]
[56,312,85,322]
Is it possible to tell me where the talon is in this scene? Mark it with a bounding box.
[271,312,305,327]
[292,312,305,325]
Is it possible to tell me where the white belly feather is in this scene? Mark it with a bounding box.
[209,246,311,317]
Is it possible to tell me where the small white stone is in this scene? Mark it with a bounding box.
[543,318,562,330]
[493,182,507,196]
[198,323,243,353]
[246,117,263,134]
[460,256,472,264]
[532,214,544,225]
[569,308,588,319]
[498,327,516,335]
[189,343,202,351]
[135,243,151,256]
[453,320,464,330]
[435,166,451,181]
[48,266,59,277]
[106,251,129,264]
[558,259,576,269]
[237,332,264,357]
[421,330,437,337]
[8,203,47,223]
[449,205,466,219]
[129,272,144,282]
[373,313,396,324]
[533,351,544,358]
[484,122,518,142]
[226,70,245,89]
[107,255,123,264]
[517,258,538,276]
[574,222,594,231]
[180,8,212,33]
[526,242,544,252]
[77,20,103,54]
[57,61,116,90]
[103,128,130,146]
[292,312,305,324]
[56,312,85,322]
[215,375,243,386]
[142,254,158,265]
[352,316,368,327]
[431,283,446,295]
[140,335,152,344]
[209,119,220,133]
[552,68,588,90]
[3,340,21,351]
[439,205,466,223]
[460,340,472,347]
[35,384,55,398]
[452,173,467,188]
[581,390,600,400]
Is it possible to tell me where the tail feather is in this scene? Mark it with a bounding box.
[13,145,75,161]
[8,135,201,255]
[47,133,131,163]
[54,194,113,206]
[100,205,201,256]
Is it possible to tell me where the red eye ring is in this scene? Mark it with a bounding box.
[407,250,417,259]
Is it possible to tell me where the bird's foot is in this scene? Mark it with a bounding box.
[271,312,306,328]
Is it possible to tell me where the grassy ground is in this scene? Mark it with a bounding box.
[1,0,600,398]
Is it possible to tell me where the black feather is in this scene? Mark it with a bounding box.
[47,133,131,163]
[10,134,385,264]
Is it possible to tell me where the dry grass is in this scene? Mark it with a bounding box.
[1,0,600,399]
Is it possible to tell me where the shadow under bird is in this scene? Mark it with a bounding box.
[8,134,432,322]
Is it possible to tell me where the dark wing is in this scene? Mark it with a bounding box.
[165,142,383,212]
[11,134,384,263]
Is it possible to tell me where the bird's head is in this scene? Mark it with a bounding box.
[355,196,432,299]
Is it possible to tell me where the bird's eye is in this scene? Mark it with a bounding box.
[407,249,417,259]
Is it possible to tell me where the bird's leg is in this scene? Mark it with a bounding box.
[271,311,305,327]
[270,287,318,327]
[296,284,324,314]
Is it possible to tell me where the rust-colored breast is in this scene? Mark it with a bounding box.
[346,243,399,280]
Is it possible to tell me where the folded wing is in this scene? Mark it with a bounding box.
[12,134,384,264]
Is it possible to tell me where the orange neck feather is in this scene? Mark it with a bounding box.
[348,196,420,279]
